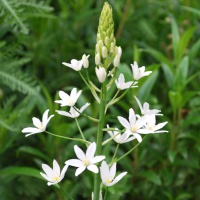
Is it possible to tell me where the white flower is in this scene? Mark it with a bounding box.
[115,73,133,90]
[117,108,149,143]
[113,55,120,67]
[62,59,83,71]
[56,103,90,118]
[106,125,135,144]
[135,96,162,116]
[100,161,127,187]
[95,67,107,83]
[137,115,168,134]
[22,109,54,137]
[40,159,68,186]
[55,88,82,107]
[131,61,152,80]
[82,54,90,68]
[92,191,103,200]
[65,142,105,176]
[95,53,101,65]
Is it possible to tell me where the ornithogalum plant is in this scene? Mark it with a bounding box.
[22,2,168,200]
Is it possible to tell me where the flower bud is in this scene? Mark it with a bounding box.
[95,67,107,83]
[82,54,89,68]
[117,46,122,57]
[110,42,115,53]
[113,55,120,67]
[95,53,101,65]
[102,46,108,58]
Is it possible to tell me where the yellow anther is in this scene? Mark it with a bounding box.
[106,179,111,183]
[131,126,137,132]
[83,160,89,166]
[54,176,59,181]
[148,126,153,130]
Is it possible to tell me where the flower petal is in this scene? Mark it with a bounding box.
[109,163,116,181]
[132,133,142,143]
[90,155,105,164]
[42,164,54,180]
[42,109,49,124]
[87,164,99,173]
[86,142,96,160]
[56,110,72,118]
[117,116,130,129]
[100,161,109,182]
[65,159,83,167]
[22,127,40,133]
[75,166,86,176]
[74,145,86,161]
[32,117,42,128]
[53,160,60,177]
[107,172,127,186]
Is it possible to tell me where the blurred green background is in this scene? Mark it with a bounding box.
[0,0,200,199]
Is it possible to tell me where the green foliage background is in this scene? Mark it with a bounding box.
[0,0,200,199]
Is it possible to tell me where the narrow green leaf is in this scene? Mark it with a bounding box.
[162,63,174,89]
[189,38,200,61]
[171,16,180,62]
[0,166,42,179]
[141,171,162,186]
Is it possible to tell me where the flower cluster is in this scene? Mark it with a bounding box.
[21,2,168,200]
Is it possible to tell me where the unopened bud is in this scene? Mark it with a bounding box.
[82,54,89,68]
[110,42,115,53]
[95,53,101,65]
[104,36,109,46]
[95,67,107,83]
[117,46,122,57]
[113,55,120,67]
[102,46,108,58]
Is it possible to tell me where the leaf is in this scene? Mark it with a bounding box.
[162,63,174,88]
[17,146,51,162]
[0,167,42,179]
[168,90,182,111]
[137,70,158,102]
[141,171,162,186]
[175,193,192,200]
[189,38,200,61]
[171,16,180,62]
[167,150,177,163]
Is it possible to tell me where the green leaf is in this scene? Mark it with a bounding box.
[167,150,177,163]
[169,91,182,110]
[0,167,42,179]
[17,146,51,162]
[171,16,180,62]
[141,171,162,186]
[181,5,200,16]
[189,38,200,61]
[137,70,158,102]
[162,63,174,88]
[175,193,192,200]
[177,27,196,62]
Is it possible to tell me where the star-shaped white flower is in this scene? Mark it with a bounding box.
[55,88,82,107]
[100,161,127,187]
[56,103,90,118]
[115,73,133,90]
[65,142,105,176]
[134,96,162,116]
[131,61,152,80]
[40,159,68,186]
[62,59,83,71]
[137,115,168,134]
[106,125,135,144]
[22,109,54,137]
[117,108,149,143]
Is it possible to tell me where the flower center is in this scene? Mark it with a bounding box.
[37,124,43,130]
[131,126,137,132]
[68,98,74,106]
[83,160,89,166]
[148,126,153,130]
[54,176,59,181]
[106,179,111,183]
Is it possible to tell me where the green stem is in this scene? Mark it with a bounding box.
[111,143,120,163]
[116,135,147,163]
[104,187,108,200]
[79,71,90,89]
[58,183,73,200]
[45,131,89,145]
[93,82,107,200]
[74,117,86,141]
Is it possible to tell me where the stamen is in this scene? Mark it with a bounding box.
[83,160,89,166]
[131,126,137,132]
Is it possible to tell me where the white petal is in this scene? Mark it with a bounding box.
[40,172,54,182]
[42,109,49,124]
[154,122,168,131]
[43,115,54,128]
[134,96,144,114]
[32,117,42,128]
[87,164,99,173]
[75,166,86,176]
[90,155,105,164]
[132,133,142,143]
[56,110,73,118]
[129,108,136,127]
[107,172,127,186]
[86,142,96,160]
[65,159,83,167]
[117,116,130,129]
[109,163,116,181]
[22,127,40,133]
[58,91,69,101]
[53,160,60,176]
[79,103,90,113]
[60,165,68,180]
[74,145,86,161]
[42,164,54,180]
[100,161,109,182]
